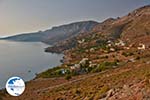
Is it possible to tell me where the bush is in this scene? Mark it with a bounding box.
[122,52,128,57]
[128,52,134,56]
[122,52,134,57]
[136,56,140,60]
[100,55,108,59]
[91,61,118,73]
[104,61,118,66]
[36,66,66,78]
[87,67,94,72]
[65,69,71,74]
[55,70,63,76]
[71,71,79,76]
[94,85,109,100]
[105,55,109,59]
[65,74,72,80]
[92,64,106,73]
[96,56,100,59]
[78,48,85,53]
[99,85,109,94]
[114,59,120,62]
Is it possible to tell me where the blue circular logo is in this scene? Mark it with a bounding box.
[5,76,25,96]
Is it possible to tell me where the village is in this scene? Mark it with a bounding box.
[38,38,150,79]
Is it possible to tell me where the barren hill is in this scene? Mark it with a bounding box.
[46,5,150,53]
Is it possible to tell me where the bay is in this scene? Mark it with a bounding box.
[0,40,63,89]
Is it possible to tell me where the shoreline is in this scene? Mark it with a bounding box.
[0,42,64,91]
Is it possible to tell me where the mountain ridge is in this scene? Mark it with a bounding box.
[1,21,98,45]
[45,5,150,53]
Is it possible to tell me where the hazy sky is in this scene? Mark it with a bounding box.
[0,0,149,36]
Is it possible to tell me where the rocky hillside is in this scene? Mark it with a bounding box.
[46,5,150,53]
[1,21,98,45]
[93,5,150,44]
[3,45,150,100]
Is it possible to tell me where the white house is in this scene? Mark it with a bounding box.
[137,43,145,50]
[110,48,115,52]
[115,40,125,46]
[78,39,85,44]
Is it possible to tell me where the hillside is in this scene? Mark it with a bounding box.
[1,21,98,45]
[2,32,44,42]
[1,5,150,100]
[3,57,150,100]
[46,5,150,53]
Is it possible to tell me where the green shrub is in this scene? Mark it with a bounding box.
[114,59,120,63]
[87,67,94,72]
[37,66,66,78]
[104,61,117,66]
[65,74,72,80]
[105,55,109,59]
[92,64,106,73]
[78,48,85,53]
[122,52,134,57]
[100,55,109,59]
[96,56,100,59]
[91,61,118,73]
[94,85,109,100]
[136,56,140,60]
[71,71,79,76]
[55,70,63,76]
[122,52,128,57]
[128,52,134,56]
[99,85,109,94]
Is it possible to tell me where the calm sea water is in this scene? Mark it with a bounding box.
[0,40,63,89]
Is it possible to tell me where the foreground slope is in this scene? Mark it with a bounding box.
[2,51,150,100]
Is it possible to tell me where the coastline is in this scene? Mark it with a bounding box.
[0,40,64,91]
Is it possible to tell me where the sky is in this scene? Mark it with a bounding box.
[0,0,149,36]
